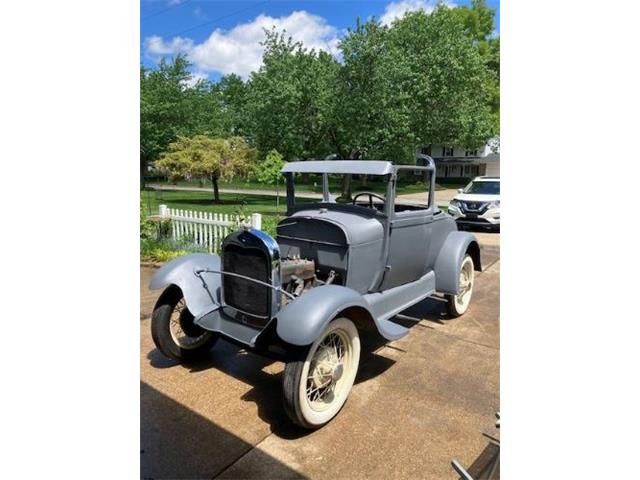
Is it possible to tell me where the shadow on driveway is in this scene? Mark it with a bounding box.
[144,329,398,444]
[141,381,307,479]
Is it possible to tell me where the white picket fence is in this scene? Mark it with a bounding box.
[157,204,262,254]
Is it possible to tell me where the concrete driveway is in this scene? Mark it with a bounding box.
[140,236,500,479]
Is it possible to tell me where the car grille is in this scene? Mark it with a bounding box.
[222,244,271,319]
[457,217,490,224]
[460,201,489,214]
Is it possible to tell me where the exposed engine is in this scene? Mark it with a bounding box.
[280,256,336,306]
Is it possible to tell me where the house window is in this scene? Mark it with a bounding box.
[465,148,478,156]
[422,145,432,156]
[442,146,454,157]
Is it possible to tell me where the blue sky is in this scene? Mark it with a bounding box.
[141,0,500,82]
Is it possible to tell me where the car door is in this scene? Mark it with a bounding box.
[377,167,435,291]
[378,208,433,290]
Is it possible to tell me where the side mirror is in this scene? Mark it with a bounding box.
[457,188,463,194]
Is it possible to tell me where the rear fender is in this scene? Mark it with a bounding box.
[149,253,221,319]
[434,231,481,295]
[275,285,373,346]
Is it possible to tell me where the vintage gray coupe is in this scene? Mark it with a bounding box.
[149,158,481,428]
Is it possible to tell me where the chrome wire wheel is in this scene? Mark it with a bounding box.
[283,317,361,428]
[447,255,475,317]
[305,331,351,411]
[168,298,212,350]
[151,285,217,362]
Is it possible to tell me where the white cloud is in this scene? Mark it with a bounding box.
[144,10,340,79]
[145,35,193,55]
[182,71,209,88]
[167,0,187,5]
[380,0,456,26]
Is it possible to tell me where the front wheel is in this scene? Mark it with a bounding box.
[446,254,475,317]
[283,317,360,429]
[151,285,217,361]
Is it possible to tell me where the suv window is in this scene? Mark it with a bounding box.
[464,181,500,195]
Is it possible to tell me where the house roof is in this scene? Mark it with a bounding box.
[282,160,395,176]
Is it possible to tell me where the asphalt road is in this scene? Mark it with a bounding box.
[140,233,500,479]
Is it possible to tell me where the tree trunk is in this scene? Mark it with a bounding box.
[140,155,148,189]
[211,174,220,203]
[341,174,352,201]
[340,151,359,201]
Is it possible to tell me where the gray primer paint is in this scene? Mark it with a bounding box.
[149,158,481,349]
[433,231,480,294]
[149,253,222,320]
[282,160,394,176]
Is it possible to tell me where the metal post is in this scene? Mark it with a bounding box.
[285,173,295,212]
[251,213,262,230]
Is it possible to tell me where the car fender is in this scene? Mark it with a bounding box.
[149,253,221,320]
[434,231,481,295]
[275,285,373,346]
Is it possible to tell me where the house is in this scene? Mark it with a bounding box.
[417,138,500,181]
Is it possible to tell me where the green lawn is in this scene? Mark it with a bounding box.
[141,189,289,217]
[145,175,462,195]
[142,189,293,238]
[140,187,451,250]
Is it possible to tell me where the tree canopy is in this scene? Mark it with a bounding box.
[244,31,340,161]
[156,135,257,202]
[141,0,499,182]
[256,149,285,186]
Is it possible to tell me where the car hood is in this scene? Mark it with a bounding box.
[453,193,500,203]
[280,208,384,245]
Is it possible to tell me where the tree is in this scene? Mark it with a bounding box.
[140,55,226,187]
[331,20,413,163]
[328,20,414,199]
[256,149,285,209]
[245,31,340,161]
[218,74,249,136]
[384,7,496,149]
[156,135,257,203]
[450,0,500,133]
[326,8,497,198]
[256,149,285,185]
[141,1,499,200]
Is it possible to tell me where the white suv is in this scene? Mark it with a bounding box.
[448,176,500,231]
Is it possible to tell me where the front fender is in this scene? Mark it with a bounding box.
[149,253,221,320]
[275,285,371,346]
[434,231,481,295]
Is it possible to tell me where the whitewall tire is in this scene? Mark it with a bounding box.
[446,254,475,317]
[283,317,360,429]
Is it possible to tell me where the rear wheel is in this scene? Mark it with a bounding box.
[283,317,360,429]
[446,254,475,317]
[151,286,217,361]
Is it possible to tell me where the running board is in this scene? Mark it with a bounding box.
[364,270,436,341]
[371,317,410,340]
